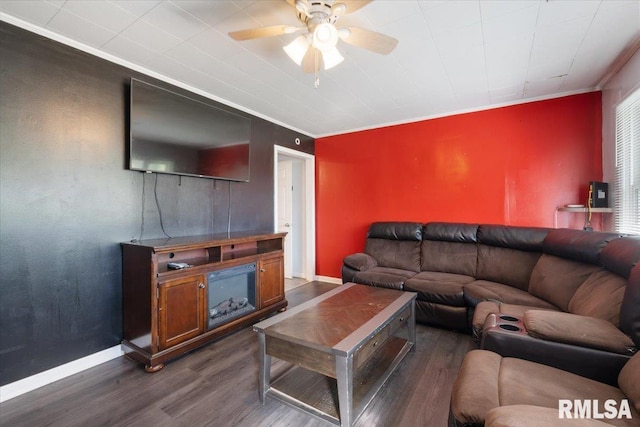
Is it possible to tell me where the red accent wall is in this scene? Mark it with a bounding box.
[315,92,603,278]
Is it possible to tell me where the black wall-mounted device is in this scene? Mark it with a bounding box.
[589,181,608,208]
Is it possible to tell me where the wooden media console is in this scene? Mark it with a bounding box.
[121,231,287,372]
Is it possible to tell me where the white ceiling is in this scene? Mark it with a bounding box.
[1,0,639,137]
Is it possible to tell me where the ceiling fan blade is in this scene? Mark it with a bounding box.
[229,25,301,41]
[338,1,373,14]
[301,47,322,74]
[339,27,398,55]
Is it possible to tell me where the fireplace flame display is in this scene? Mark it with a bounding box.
[206,263,257,330]
[209,297,249,318]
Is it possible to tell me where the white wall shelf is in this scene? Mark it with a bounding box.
[556,207,613,213]
[554,206,613,228]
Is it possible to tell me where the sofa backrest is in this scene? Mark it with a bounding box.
[542,228,621,264]
[475,225,549,291]
[421,222,478,277]
[621,265,640,349]
[569,237,640,328]
[601,235,640,279]
[618,351,640,413]
[529,229,622,312]
[568,270,627,327]
[365,222,422,272]
[614,236,640,348]
[528,255,600,311]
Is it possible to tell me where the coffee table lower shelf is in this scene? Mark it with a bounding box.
[266,336,413,425]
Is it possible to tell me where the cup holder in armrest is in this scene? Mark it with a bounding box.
[481,313,527,337]
[499,324,521,332]
[481,314,528,351]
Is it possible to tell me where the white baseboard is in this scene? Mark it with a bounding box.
[314,275,342,284]
[0,345,123,403]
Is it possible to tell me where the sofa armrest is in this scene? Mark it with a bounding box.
[524,310,636,355]
[450,350,502,426]
[343,252,378,271]
[485,405,614,427]
[481,327,630,385]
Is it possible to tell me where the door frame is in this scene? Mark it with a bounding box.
[273,145,315,281]
[277,159,294,278]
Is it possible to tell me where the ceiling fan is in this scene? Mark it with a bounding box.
[228,0,398,84]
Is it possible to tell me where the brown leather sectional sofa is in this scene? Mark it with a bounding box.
[342,221,640,425]
[342,222,638,338]
[342,222,640,426]
[450,254,640,427]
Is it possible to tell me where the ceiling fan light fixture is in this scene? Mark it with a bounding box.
[322,45,344,70]
[229,0,393,82]
[283,35,310,65]
[337,27,351,40]
[332,3,347,16]
[313,23,338,51]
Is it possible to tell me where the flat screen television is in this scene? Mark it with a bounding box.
[129,78,251,182]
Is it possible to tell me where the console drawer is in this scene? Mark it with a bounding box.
[354,305,411,369]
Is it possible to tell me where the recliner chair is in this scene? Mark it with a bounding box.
[449,350,640,427]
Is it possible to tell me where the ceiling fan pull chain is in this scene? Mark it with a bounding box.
[314,48,320,88]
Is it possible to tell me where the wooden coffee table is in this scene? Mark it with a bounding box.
[253,283,416,426]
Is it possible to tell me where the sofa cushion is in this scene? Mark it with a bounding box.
[485,405,615,427]
[528,254,600,311]
[410,270,475,285]
[620,265,640,349]
[365,238,421,272]
[452,350,640,427]
[498,357,636,426]
[367,221,422,240]
[618,352,640,414]
[477,224,549,251]
[404,271,474,306]
[422,222,478,242]
[464,280,558,309]
[421,240,477,277]
[600,236,640,279]
[476,245,541,291]
[568,270,627,327]
[343,252,377,271]
[523,310,635,355]
[356,266,416,278]
[450,349,502,426]
[352,266,416,290]
[352,271,406,290]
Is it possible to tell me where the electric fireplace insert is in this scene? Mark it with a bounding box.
[206,263,257,330]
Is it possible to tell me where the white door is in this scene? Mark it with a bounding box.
[277,160,294,278]
[273,145,315,281]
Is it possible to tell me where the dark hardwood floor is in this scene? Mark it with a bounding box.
[0,282,476,426]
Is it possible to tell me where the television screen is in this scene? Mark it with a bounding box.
[129,78,251,181]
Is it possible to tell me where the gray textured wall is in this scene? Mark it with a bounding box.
[0,21,313,386]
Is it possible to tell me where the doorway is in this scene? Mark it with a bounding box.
[274,145,315,282]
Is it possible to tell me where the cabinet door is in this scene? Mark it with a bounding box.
[259,256,284,308]
[158,275,206,350]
